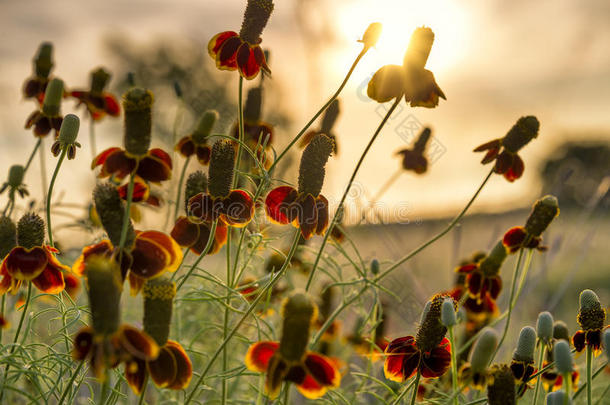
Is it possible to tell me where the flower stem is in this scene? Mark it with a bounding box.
[221,231,232,405]
[268,49,366,174]
[409,370,421,405]
[99,371,110,405]
[175,220,218,292]
[573,360,608,400]
[25,138,42,173]
[173,156,191,222]
[532,342,546,405]
[448,326,459,405]
[57,361,84,404]
[234,76,245,189]
[586,345,593,405]
[39,138,48,203]
[563,371,571,405]
[118,169,137,252]
[89,117,97,162]
[138,373,149,405]
[305,97,402,291]
[46,148,67,247]
[184,230,301,405]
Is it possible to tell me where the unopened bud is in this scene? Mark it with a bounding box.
[298,134,333,196]
[17,213,44,249]
[143,276,176,346]
[86,256,122,336]
[8,165,25,189]
[359,22,382,50]
[42,78,64,117]
[512,326,536,363]
[471,328,499,372]
[279,292,317,362]
[553,340,573,374]
[123,88,153,156]
[536,312,554,343]
[441,298,457,327]
[58,114,80,145]
[208,140,235,198]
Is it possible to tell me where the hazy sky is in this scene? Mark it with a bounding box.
[1,0,609,225]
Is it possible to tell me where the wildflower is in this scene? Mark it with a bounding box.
[176,110,216,165]
[0,165,29,201]
[384,295,454,382]
[541,321,580,392]
[22,42,54,104]
[572,289,606,354]
[25,78,64,137]
[208,0,273,79]
[187,140,255,227]
[125,277,192,393]
[459,327,498,389]
[73,183,182,295]
[51,114,81,160]
[72,257,159,379]
[510,326,536,395]
[474,116,539,182]
[265,133,333,239]
[367,27,445,108]
[455,241,507,303]
[503,195,559,253]
[245,292,341,399]
[117,177,163,208]
[396,127,432,174]
[92,88,173,183]
[171,171,228,255]
[0,213,66,295]
[299,99,340,155]
[70,67,120,120]
[486,364,516,405]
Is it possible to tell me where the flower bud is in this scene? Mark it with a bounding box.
[603,329,610,361]
[501,116,539,153]
[471,328,499,373]
[0,216,17,258]
[122,88,154,156]
[298,133,333,197]
[359,22,382,50]
[58,114,80,145]
[512,326,536,363]
[86,256,122,336]
[487,364,516,405]
[279,292,317,362]
[536,312,554,343]
[8,165,25,189]
[403,27,434,70]
[42,78,64,117]
[479,241,508,276]
[370,258,380,275]
[577,289,605,331]
[320,99,340,135]
[553,321,570,342]
[416,294,453,352]
[185,171,208,210]
[546,391,572,405]
[143,276,176,346]
[208,140,236,198]
[34,42,53,78]
[441,298,457,327]
[93,183,135,248]
[525,195,559,237]
[90,67,111,96]
[17,213,44,249]
[553,340,573,374]
[244,88,262,123]
[191,110,218,145]
[239,0,274,45]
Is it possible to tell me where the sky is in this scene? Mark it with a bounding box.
[1,0,609,225]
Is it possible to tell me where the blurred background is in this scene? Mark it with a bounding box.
[1,0,609,364]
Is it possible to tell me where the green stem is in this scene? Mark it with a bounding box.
[221,231,232,405]
[39,138,48,203]
[573,361,609,400]
[173,156,191,222]
[390,377,417,405]
[138,373,149,405]
[563,371,571,405]
[532,342,546,405]
[184,230,301,405]
[118,170,137,252]
[176,220,218,292]
[305,97,402,291]
[0,295,4,343]
[586,345,592,405]
[89,117,97,162]
[46,149,67,246]
[99,371,110,405]
[234,76,245,189]
[57,361,84,404]
[268,49,366,174]
[409,370,421,405]
[24,138,42,173]
[449,326,459,405]
[282,382,290,405]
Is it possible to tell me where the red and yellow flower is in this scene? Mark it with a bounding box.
[175,110,217,165]
[25,78,64,138]
[70,67,120,121]
[572,290,606,355]
[23,42,54,105]
[455,241,507,304]
[502,195,559,253]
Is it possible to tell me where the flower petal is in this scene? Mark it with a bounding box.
[195,145,211,165]
[265,355,288,399]
[367,65,406,103]
[315,195,330,235]
[171,217,200,248]
[208,31,238,58]
[503,226,527,253]
[3,246,48,281]
[125,358,147,395]
[138,151,172,183]
[420,337,451,378]
[31,263,65,294]
[236,43,262,80]
[216,36,242,70]
[265,186,298,225]
[494,151,513,175]
[245,341,279,373]
[505,154,524,182]
[131,231,181,279]
[118,325,159,361]
[573,330,586,352]
[136,231,182,272]
[165,340,193,390]
[297,194,318,240]
[72,240,113,276]
[147,345,178,388]
[384,336,420,382]
[221,189,254,227]
[188,193,218,223]
[176,136,195,157]
[72,326,94,360]
[304,352,341,388]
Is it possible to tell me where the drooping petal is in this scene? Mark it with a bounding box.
[72,240,113,276]
[3,246,48,281]
[92,147,121,169]
[466,272,483,298]
[64,272,81,299]
[420,337,451,378]
[118,325,159,361]
[474,139,502,153]
[118,180,150,203]
[572,330,586,352]
[494,151,513,175]
[104,94,120,116]
[128,272,146,296]
[236,43,262,80]
[265,186,298,225]
[456,263,478,274]
[138,151,172,183]
[195,145,211,165]
[208,31,238,58]
[125,358,147,395]
[314,195,330,235]
[188,193,218,223]
[265,354,288,399]
[384,336,420,382]
[294,370,328,399]
[503,226,527,253]
[165,340,193,389]
[297,193,318,240]
[216,36,242,70]
[367,65,406,103]
[72,326,94,360]
[505,154,524,182]
[171,217,200,248]
[176,136,195,157]
[136,231,182,272]
[147,345,178,388]
[31,263,65,294]
[220,189,254,227]
[245,341,279,373]
[102,149,136,179]
[489,276,502,300]
[404,69,446,108]
[304,352,341,388]
[130,231,181,279]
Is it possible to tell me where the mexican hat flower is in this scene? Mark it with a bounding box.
[50,113,81,160]
[486,364,516,405]
[541,321,580,391]
[25,78,64,137]
[474,116,539,182]
[117,177,163,208]
[455,241,507,304]
[510,326,537,396]
[245,292,341,399]
[208,0,274,79]
[367,27,445,108]
[502,195,559,253]
[0,213,66,295]
[175,110,216,165]
[72,257,159,379]
[171,171,228,255]
[92,88,172,183]
[396,127,432,174]
[299,99,340,155]
[22,42,54,105]
[265,133,333,239]
[384,294,454,382]
[0,165,29,202]
[125,277,192,394]
[572,290,607,355]
[458,327,498,390]
[73,183,182,295]
[186,140,255,228]
[70,67,120,121]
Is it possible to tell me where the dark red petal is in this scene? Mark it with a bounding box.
[137,231,182,272]
[384,336,419,382]
[265,186,299,225]
[245,341,279,373]
[473,139,501,153]
[494,151,513,175]
[72,240,113,276]
[510,361,526,381]
[503,226,527,252]
[265,355,288,399]
[489,276,502,300]
[138,152,172,183]
[34,117,52,137]
[466,272,483,297]
[102,149,136,179]
[148,345,178,388]
[188,193,217,222]
[125,359,147,394]
[176,137,195,157]
[208,31,238,58]
[217,36,242,70]
[304,352,340,387]
[236,43,262,80]
[149,148,173,170]
[119,180,149,203]
[420,338,451,378]
[295,369,327,399]
[103,94,120,116]
[572,331,586,352]
[130,237,171,279]
[221,189,254,227]
[297,194,318,240]
[195,145,211,165]
[456,263,478,274]
[3,247,48,281]
[31,263,65,294]
[25,111,41,129]
[314,195,330,235]
[505,154,524,182]
[171,217,200,248]
[72,327,94,360]
[165,341,193,389]
[92,147,122,169]
[118,325,159,361]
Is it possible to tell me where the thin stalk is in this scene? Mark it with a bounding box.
[25,138,42,173]
[89,117,97,161]
[221,231,232,405]
[39,138,48,203]
[234,76,245,189]
[0,295,4,343]
[138,373,149,405]
[176,220,218,292]
[46,148,67,246]
[184,230,301,405]
[118,170,137,252]
[563,371,571,405]
[282,382,290,405]
[305,97,402,291]
[585,345,592,405]
[390,377,417,405]
[448,326,459,405]
[57,361,84,404]
[268,48,366,174]
[173,156,191,222]
[532,342,546,405]
[573,361,609,400]
[99,372,110,405]
[359,167,402,225]
[409,370,421,405]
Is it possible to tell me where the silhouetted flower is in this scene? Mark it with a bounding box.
[176,110,216,165]
[71,67,120,121]
[0,165,29,201]
[455,241,507,304]
[572,290,607,355]
[22,42,54,104]
[299,99,340,155]
[396,127,432,174]
[502,195,559,253]
[25,78,64,137]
